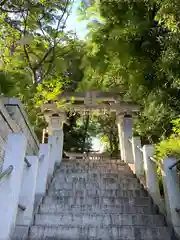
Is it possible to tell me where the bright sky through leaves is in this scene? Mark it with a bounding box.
[66,0,89,39]
[66,1,102,151]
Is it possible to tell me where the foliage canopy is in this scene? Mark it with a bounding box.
[2,0,180,153]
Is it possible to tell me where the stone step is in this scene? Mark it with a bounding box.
[43,196,152,206]
[52,174,137,183]
[34,213,165,227]
[47,189,148,198]
[29,225,171,240]
[59,163,127,169]
[57,168,134,175]
[53,172,136,182]
[58,163,129,168]
[62,160,127,163]
[52,178,139,184]
[57,163,131,169]
[50,181,141,191]
[61,159,124,164]
[40,203,156,214]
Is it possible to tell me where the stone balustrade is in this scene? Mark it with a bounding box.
[0,130,64,239]
[0,98,39,172]
[0,96,180,239]
[0,99,64,239]
[129,136,180,238]
[1,130,180,239]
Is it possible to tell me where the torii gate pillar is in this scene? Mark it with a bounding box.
[117,114,134,163]
[45,112,66,165]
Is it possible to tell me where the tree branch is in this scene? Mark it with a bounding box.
[42,47,74,79]
[33,47,53,70]
[0,0,8,6]
[41,0,73,78]
[22,9,36,82]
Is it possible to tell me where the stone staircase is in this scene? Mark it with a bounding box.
[28,158,172,240]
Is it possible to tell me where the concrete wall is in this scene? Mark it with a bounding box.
[0,98,39,171]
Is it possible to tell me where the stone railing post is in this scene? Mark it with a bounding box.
[54,129,64,165]
[83,152,87,160]
[131,136,144,177]
[123,116,134,163]
[161,157,180,236]
[0,133,27,240]
[116,114,134,163]
[117,116,125,161]
[16,156,38,226]
[47,136,57,180]
[142,145,162,210]
[46,113,66,165]
[35,144,50,199]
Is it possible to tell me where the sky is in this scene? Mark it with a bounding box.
[92,137,104,152]
[66,1,103,151]
[66,0,89,39]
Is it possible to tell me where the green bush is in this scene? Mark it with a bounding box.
[155,135,180,196]
[155,136,180,196]
[155,136,180,162]
[154,118,180,196]
[155,118,180,161]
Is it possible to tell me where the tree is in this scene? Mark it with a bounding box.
[78,0,180,144]
[0,0,87,143]
[87,113,119,155]
[63,113,92,152]
[0,0,75,83]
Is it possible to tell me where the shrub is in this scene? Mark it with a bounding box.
[154,118,180,196]
[155,136,180,162]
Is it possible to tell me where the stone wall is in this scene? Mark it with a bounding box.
[0,98,39,171]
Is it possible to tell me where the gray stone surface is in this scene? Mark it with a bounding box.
[40,204,156,214]
[51,173,137,182]
[47,189,148,197]
[43,196,152,205]
[28,158,172,240]
[12,226,29,240]
[34,213,165,226]
[29,226,171,240]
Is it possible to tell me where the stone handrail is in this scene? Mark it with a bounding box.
[24,157,32,168]
[0,97,64,239]
[0,165,13,181]
[129,136,180,237]
[18,204,26,211]
[3,98,39,153]
[0,98,40,171]
[0,129,64,239]
[0,97,180,239]
[39,154,45,161]
[169,159,180,170]
[136,145,143,152]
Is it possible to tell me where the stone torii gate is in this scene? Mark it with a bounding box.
[41,92,140,163]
